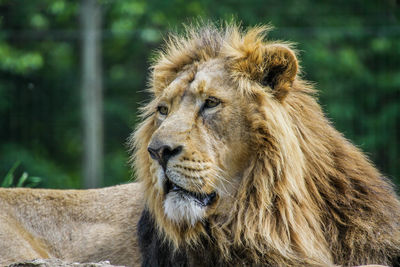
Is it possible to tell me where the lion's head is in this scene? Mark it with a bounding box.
[132,23,400,266]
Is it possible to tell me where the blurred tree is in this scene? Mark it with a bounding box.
[81,0,103,188]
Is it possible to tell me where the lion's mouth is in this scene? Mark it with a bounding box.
[164,177,216,206]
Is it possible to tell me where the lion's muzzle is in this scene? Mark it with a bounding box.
[147,142,217,207]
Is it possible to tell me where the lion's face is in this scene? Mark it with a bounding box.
[147,59,253,225]
[133,25,313,260]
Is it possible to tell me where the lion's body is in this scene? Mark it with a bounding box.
[133,24,400,266]
[0,183,143,266]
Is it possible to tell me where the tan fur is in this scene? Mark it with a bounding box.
[0,183,144,266]
[132,23,400,266]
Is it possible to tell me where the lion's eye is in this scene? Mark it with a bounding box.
[204,97,220,109]
[157,105,168,116]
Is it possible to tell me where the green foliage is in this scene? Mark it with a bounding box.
[1,161,42,188]
[0,0,398,188]
[0,43,43,74]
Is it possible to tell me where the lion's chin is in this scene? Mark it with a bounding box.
[163,191,207,225]
[163,178,216,226]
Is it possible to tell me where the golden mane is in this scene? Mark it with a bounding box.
[131,23,400,266]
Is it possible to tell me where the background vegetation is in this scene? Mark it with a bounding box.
[0,0,399,188]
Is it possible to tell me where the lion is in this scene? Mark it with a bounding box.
[0,23,399,267]
[0,183,143,266]
[133,23,400,266]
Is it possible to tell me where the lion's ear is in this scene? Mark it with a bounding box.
[260,45,298,100]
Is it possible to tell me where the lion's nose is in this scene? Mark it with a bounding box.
[147,145,183,168]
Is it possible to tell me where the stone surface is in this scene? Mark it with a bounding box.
[7,259,125,267]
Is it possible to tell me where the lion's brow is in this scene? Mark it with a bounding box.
[163,70,195,100]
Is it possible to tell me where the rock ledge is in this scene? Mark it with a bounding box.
[8,259,125,267]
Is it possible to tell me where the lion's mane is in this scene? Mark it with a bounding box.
[132,23,400,266]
